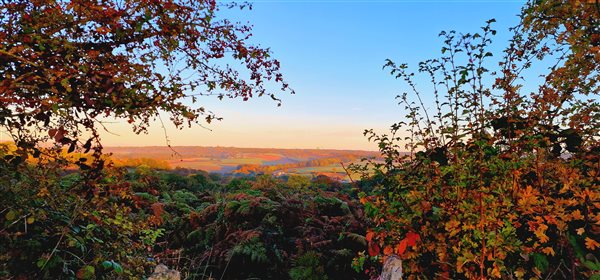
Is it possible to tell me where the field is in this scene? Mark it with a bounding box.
[104,146,380,180]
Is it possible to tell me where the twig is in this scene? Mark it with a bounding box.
[40,230,66,271]
[339,161,355,184]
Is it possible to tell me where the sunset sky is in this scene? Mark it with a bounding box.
[95,0,525,150]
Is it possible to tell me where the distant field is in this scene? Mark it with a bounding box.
[284,163,364,181]
[105,146,382,179]
[288,165,345,173]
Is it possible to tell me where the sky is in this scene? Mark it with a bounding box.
[96,0,526,151]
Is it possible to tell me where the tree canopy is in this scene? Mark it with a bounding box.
[0,0,293,163]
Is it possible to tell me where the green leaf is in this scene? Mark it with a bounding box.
[568,234,585,259]
[583,260,600,271]
[76,265,95,279]
[112,262,123,273]
[5,210,17,221]
[532,253,549,273]
[101,260,112,269]
[101,260,123,273]
[60,78,72,92]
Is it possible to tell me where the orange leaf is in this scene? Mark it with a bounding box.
[395,239,408,255]
[151,202,164,224]
[365,231,375,242]
[383,245,393,256]
[406,232,420,247]
[542,247,555,256]
[585,237,600,250]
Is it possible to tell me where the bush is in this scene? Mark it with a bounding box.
[354,2,599,278]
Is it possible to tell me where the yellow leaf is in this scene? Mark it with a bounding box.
[514,268,525,278]
[576,227,585,235]
[585,237,600,250]
[5,210,17,221]
[490,263,501,278]
[37,187,50,197]
[534,224,549,243]
[542,247,555,256]
[571,209,584,220]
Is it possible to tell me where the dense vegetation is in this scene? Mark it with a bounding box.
[1,0,599,279]
[0,147,369,279]
[353,1,599,279]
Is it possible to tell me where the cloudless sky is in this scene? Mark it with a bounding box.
[97,0,525,151]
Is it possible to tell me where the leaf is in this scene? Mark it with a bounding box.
[5,210,17,221]
[365,231,375,242]
[583,260,600,271]
[395,239,408,255]
[541,247,555,256]
[48,129,57,137]
[367,242,380,257]
[405,232,420,247]
[383,245,393,256]
[68,142,76,153]
[60,78,72,92]
[112,262,123,273]
[76,265,95,279]
[585,237,600,251]
[101,260,124,273]
[83,138,93,153]
[101,261,112,269]
[532,253,549,273]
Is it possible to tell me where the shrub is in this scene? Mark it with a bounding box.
[354,1,599,278]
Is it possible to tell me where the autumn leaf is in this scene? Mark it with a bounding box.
[541,247,555,256]
[383,245,393,256]
[95,26,111,35]
[368,242,381,257]
[405,232,420,247]
[395,239,408,255]
[585,237,600,250]
[76,265,95,279]
[365,231,375,242]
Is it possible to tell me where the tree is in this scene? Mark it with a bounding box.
[0,0,293,165]
[355,0,599,278]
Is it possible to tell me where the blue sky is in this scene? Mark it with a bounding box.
[99,0,526,150]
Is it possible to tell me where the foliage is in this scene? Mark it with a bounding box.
[0,0,293,162]
[354,1,599,279]
[0,145,159,279]
[157,175,369,279]
[289,251,328,280]
[1,149,369,279]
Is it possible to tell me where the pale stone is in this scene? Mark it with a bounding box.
[148,264,181,280]
[379,255,403,280]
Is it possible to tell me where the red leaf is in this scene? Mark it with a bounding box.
[151,202,164,224]
[368,242,380,257]
[383,245,393,256]
[395,239,408,255]
[406,232,420,247]
[366,231,375,242]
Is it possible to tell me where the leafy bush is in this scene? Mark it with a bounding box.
[1,152,369,279]
[0,148,159,279]
[158,176,368,279]
[354,1,599,278]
